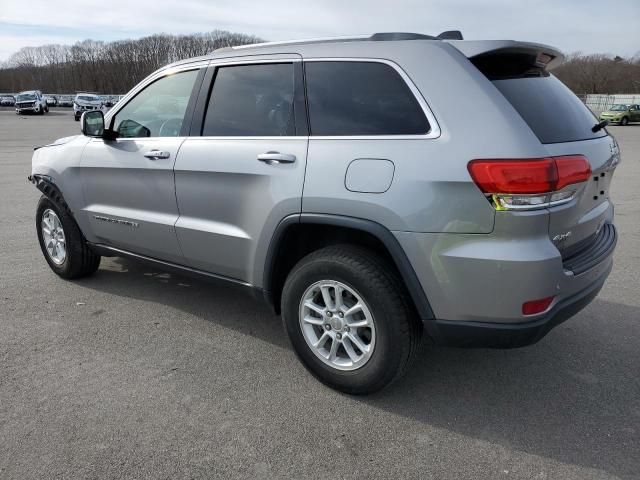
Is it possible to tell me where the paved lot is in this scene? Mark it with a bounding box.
[0,108,638,480]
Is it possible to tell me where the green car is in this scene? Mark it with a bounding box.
[599,104,640,126]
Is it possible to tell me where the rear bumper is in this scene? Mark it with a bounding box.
[394,214,616,348]
[425,261,610,348]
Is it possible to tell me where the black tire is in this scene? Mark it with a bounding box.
[38,105,44,115]
[620,116,629,126]
[282,245,422,394]
[36,195,101,279]
[74,115,80,121]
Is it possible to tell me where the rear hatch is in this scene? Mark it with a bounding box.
[457,41,619,268]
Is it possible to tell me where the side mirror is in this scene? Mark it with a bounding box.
[81,110,105,137]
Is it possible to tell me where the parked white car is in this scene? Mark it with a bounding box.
[73,94,105,121]
[15,90,48,114]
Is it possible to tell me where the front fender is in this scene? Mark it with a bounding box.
[30,135,91,231]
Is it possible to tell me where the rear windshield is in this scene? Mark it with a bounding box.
[492,75,606,144]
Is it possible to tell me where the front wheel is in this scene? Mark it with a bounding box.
[282,245,422,394]
[620,116,629,126]
[36,195,101,279]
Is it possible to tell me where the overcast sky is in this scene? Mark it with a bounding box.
[1,0,639,61]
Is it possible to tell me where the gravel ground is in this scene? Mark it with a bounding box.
[0,108,638,480]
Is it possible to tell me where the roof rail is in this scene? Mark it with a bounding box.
[213,31,464,53]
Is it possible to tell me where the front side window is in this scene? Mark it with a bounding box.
[305,61,430,136]
[202,63,295,136]
[113,69,199,138]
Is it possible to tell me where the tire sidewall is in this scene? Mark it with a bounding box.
[36,197,73,276]
[282,255,407,392]
[621,116,629,126]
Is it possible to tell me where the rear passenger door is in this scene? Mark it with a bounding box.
[174,55,308,284]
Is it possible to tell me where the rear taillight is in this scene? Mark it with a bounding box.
[468,155,591,210]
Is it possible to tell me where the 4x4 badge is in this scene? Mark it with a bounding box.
[553,231,572,242]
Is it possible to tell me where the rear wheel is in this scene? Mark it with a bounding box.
[620,116,629,126]
[281,245,422,394]
[36,195,101,279]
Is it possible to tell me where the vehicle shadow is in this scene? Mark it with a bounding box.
[366,299,640,479]
[75,257,288,348]
[75,257,639,478]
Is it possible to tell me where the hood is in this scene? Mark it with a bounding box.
[45,135,80,147]
[75,99,102,105]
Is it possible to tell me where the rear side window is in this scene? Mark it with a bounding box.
[493,75,606,144]
[305,61,429,136]
[203,63,295,136]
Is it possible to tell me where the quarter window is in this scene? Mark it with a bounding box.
[305,61,430,136]
[202,63,295,136]
[113,69,199,138]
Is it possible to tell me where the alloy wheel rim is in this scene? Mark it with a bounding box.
[299,280,376,371]
[41,209,67,265]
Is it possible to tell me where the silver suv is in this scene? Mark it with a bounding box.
[16,90,48,114]
[29,32,618,394]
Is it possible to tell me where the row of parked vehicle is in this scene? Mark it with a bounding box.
[1,92,124,119]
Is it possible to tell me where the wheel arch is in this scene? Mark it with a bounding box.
[263,213,435,322]
[29,174,73,215]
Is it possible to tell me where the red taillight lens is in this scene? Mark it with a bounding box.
[468,158,556,194]
[468,156,591,194]
[522,296,555,315]
[554,155,592,190]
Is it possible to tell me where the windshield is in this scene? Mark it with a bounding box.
[609,104,628,111]
[17,93,36,101]
[78,95,100,102]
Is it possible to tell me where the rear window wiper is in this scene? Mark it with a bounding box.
[592,120,609,133]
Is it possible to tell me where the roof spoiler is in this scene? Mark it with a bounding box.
[447,40,564,71]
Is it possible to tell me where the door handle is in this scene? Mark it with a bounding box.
[143,150,171,160]
[257,152,296,164]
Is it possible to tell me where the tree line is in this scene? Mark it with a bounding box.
[553,53,640,95]
[1,32,638,95]
[0,31,262,94]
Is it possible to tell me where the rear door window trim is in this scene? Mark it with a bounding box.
[303,57,441,140]
[190,56,308,139]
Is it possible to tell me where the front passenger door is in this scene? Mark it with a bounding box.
[80,66,204,263]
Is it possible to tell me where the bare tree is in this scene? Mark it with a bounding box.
[0,31,261,93]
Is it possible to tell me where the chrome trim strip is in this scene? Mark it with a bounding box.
[490,193,576,211]
[106,57,441,141]
[90,243,253,288]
